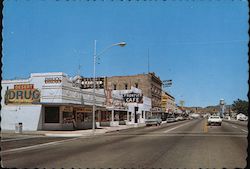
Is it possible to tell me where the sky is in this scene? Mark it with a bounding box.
[2,0,249,107]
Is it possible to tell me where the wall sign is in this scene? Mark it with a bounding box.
[74,107,93,113]
[5,84,40,104]
[123,92,143,103]
[45,77,62,84]
[62,106,73,112]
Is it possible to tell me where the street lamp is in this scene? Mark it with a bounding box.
[92,40,126,133]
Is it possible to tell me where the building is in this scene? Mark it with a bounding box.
[106,72,162,111]
[112,87,152,125]
[161,91,175,113]
[1,72,127,131]
[1,72,153,131]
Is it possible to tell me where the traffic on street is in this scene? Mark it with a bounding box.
[1,118,247,168]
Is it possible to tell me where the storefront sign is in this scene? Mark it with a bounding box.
[80,77,104,89]
[5,84,40,104]
[123,92,143,103]
[74,107,93,113]
[62,106,73,112]
[45,77,62,84]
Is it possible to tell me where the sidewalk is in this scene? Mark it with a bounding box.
[1,123,146,138]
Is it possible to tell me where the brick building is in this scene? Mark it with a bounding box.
[161,91,176,113]
[106,72,162,109]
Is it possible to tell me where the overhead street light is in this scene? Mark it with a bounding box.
[92,40,126,134]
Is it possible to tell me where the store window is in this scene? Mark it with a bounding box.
[125,83,128,90]
[63,112,74,123]
[83,113,92,122]
[135,83,138,88]
[101,111,111,122]
[114,111,119,121]
[45,107,60,123]
[118,111,127,121]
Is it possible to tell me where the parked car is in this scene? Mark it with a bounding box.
[145,117,162,126]
[238,116,248,121]
[175,116,184,121]
[207,115,222,126]
[167,117,176,123]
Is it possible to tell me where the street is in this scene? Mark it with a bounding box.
[1,118,248,169]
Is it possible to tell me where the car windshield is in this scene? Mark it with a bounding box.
[210,116,219,119]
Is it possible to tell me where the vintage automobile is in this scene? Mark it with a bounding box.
[145,116,162,126]
[207,115,222,126]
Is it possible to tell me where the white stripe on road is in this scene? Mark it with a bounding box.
[163,122,191,133]
[241,129,248,133]
[2,136,43,142]
[105,134,247,137]
[1,138,78,155]
[232,125,237,128]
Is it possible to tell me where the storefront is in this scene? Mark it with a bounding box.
[1,72,108,131]
[112,87,152,125]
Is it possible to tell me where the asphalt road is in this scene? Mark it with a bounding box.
[1,118,248,168]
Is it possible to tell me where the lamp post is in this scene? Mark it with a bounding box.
[92,40,126,133]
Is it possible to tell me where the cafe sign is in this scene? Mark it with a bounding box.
[123,92,143,103]
[5,84,40,104]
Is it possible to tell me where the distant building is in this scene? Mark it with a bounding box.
[161,91,175,113]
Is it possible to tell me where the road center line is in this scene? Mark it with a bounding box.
[163,122,191,133]
[232,125,237,128]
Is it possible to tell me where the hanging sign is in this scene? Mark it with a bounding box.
[80,77,104,89]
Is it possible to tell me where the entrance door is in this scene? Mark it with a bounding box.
[134,107,138,123]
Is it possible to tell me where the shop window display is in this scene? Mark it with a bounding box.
[101,111,111,122]
[118,111,127,121]
[63,112,74,123]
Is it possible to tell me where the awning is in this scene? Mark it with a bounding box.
[33,102,106,110]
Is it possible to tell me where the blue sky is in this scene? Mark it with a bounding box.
[2,1,248,107]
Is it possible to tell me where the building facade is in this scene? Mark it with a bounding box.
[161,91,176,113]
[1,72,152,131]
[112,87,152,125]
[1,72,125,131]
[106,72,162,110]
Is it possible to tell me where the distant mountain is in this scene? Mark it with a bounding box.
[184,104,232,114]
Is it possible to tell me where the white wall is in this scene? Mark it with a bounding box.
[1,105,42,131]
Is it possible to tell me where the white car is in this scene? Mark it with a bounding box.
[238,116,248,121]
[175,116,184,121]
[207,115,222,126]
[145,117,162,126]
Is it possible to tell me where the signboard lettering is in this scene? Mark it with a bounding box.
[5,84,40,104]
[123,92,143,103]
[45,77,62,84]
[74,107,93,113]
[80,77,104,89]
